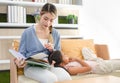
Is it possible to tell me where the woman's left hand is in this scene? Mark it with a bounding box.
[14,58,26,68]
[44,43,54,52]
[51,60,56,67]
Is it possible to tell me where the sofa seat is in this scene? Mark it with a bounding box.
[18,75,39,83]
[18,70,120,83]
[18,74,104,83]
[71,70,120,80]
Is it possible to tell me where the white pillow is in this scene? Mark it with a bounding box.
[82,47,97,61]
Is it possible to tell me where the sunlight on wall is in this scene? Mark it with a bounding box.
[79,0,120,59]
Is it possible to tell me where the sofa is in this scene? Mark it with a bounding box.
[10,38,119,83]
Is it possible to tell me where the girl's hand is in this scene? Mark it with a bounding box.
[69,57,76,62]
[69,57,80,62]
[14,58,26,68]
[44,43,54,52]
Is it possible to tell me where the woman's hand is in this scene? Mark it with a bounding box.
[44,43,54,52]
[14,58,26,68]
[51,60,56,67]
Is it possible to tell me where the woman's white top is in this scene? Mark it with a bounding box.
[39,38,48,47]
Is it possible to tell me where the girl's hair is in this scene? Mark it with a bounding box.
[48,50,63,67]
[48,50,69,73]
[41,3,57,44]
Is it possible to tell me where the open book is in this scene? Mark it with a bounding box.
[9,49,51,69]
[26,58,51,69]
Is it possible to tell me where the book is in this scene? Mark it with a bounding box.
[26,58,51,69]
[9,49,51,69]
[9,49,26,59]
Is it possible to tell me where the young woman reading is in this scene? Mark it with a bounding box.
[14,3,71,83]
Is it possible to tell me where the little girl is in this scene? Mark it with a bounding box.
[48,50,91,75]
[48,48,120,75]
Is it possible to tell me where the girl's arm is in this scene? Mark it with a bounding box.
[66,60,91,75]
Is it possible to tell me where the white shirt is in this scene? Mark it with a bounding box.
[39,38,48,47]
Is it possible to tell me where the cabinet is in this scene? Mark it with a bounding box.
[0,0,81,29]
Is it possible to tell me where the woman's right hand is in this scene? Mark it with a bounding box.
[14,58,26,68]
[44,43,54,52]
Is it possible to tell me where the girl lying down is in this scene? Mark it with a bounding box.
[48,48,120,75]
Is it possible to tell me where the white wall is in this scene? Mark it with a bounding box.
[79,0,120,59]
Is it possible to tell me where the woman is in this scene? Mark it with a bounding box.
[48,49,120,75]
[15,3,71,83]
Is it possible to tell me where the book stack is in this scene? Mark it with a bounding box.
[33,0,48,3]
[59,0,72,4]
[8,0,26,23]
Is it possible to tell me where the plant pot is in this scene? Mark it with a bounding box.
[34,15,40,23]
[68,19,75,24]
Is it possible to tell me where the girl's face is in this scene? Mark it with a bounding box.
[39,12,55,29]
[62,55,69,64]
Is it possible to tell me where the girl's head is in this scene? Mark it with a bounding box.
[48,50,63,67]
[48,50,70,67]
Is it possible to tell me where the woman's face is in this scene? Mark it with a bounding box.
[39,12,55,29]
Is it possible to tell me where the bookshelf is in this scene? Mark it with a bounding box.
[0,0,81,8]
[0,23,79,29]
[0,35,82,39]
[0,0,81,29]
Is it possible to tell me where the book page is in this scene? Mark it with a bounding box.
[9,49,26,59]
[31,53,48,59]
[9,49,52,69]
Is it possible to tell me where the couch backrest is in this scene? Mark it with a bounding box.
[95,44,110,60]
[61,39,96,59]
[12,38,110,60]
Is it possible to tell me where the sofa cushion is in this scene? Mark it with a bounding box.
[18,75,39,83]
[95,44,110,60]
[61,39,96,59]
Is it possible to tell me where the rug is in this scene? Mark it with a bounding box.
[0,70,10,83]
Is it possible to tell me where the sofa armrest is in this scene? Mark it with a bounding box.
[95,44,110,60]
[10,56,18,83]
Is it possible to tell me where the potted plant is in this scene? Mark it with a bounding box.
[32,9,40,23]
[74,16,78,24]
[67,14,76,24]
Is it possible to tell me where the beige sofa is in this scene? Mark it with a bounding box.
[10,38,116,83]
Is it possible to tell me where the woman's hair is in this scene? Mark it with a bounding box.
[40,3,57,44]
[48,50,63,67]
[41,3,57,17]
